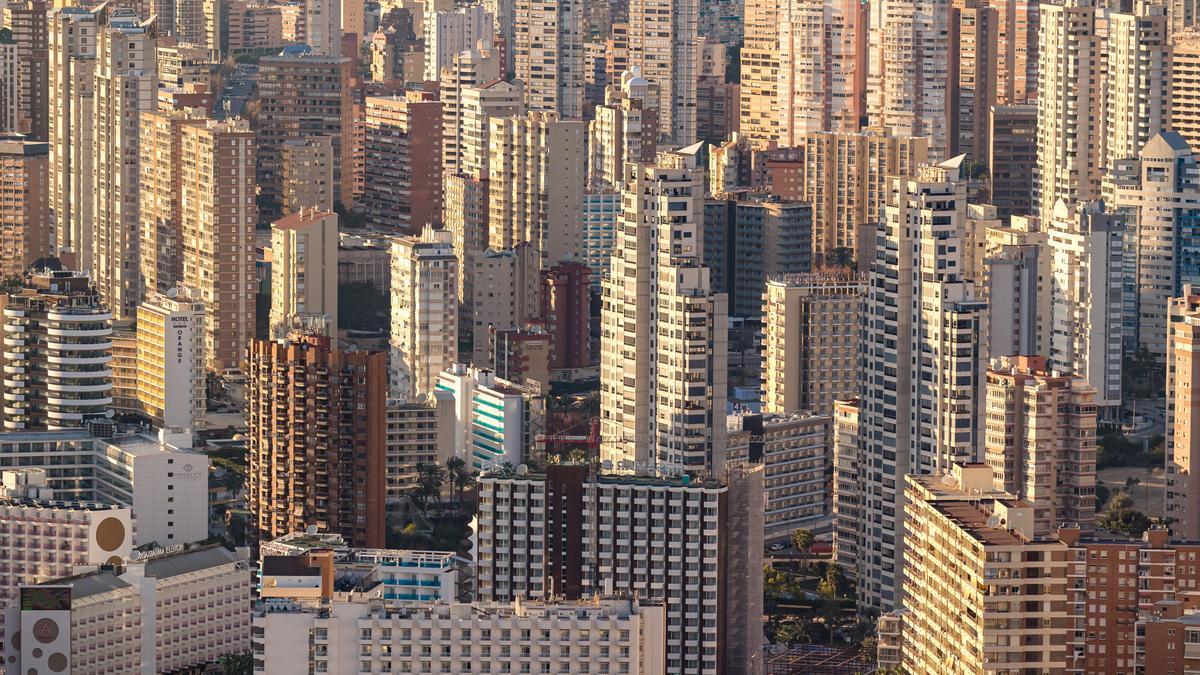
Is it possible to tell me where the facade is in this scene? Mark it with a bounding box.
[703,194,813,319]
[626,0,698,144]
[987,103,1037,219]
[269,209,339,338]
[762,272,864,417]
[138,108,201,297]
[1047,200,1125,415]
[434,364,541,471]
[513,0,583,118]
[867,0,951,157]
[256,49,354,212]
[1109,132,1200,360]
[984,355,1098,537]
[900,464,1070,674]
[2,271,113,431]
[389,228,458,401]
[587,69,658,191]
[985,241,1046,359]
[5,0,49,141]
[953,0,997,163]
[424,5,494,82]
[247,333,389,547]
[0,38,16,135]
[385,396,453,501]
[582,191,619,288]
[0,135,48,276]
[91,6,157,320]
[858,157,988,609]
[5,545,251,675]
[48,7,97,265]
[438,48,503,178]
[476,465,763,675]
[304,0,340,55]
[1172,30,1200,154]
[540,261,591,371]
[364,92,444,233]
[1036,0,1103,225]
[489,327,552,389]
[1169,288,1200,538]
[1104,2,1169,177]
[486,112,586,268]
[135,291,207,430]
[726,412,832,542]
[599,148,729,476]
[279,136,335,215]
[466,244,540,364]
[179,119,256,373]
[831,398,860,576]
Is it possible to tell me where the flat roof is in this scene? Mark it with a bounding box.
[100,434,202,457]
[42,570,131,599]
[143,545,240,578]
[931,501,1032,547]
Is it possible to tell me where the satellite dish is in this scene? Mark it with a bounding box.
[515,464,529,476]
[986,515,1002,528]
[940,474,956,486]
[305,525,318,535]
[416,392,428,404]
[166,287,178,298]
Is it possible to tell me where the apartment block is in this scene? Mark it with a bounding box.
[385,395,454,501]
[599,148,728,476]
[466,244,540,364]
[424,4,493,81]
[587,68,658,192]
[5,545,251,675]
[5,0,48,141]
[540,261,591,371]
[280,136,335,215]
[626,0,698,144]
[135,290,207,430]
[48,7,97,265]
[513,0,583,117]
[489,327,552,390]
[0,38,16,135]
[476,464,763,674]
[984,355,1098,536]
[1104,2,1169,176]
[364,92,444,233]
[831,398,860,575]
[389,228,458,401]
[2,271,113,431]
[1169,288,1200,538]
[138,108,202,297]
[247,333,389,547]
[435,364,543,471]
[438,48,503,177]
[762,272,864,417]
[987,103,1037,220]
[726,411,833,542]
[1172,30,1200,153]
[269,209,339,338]
[0,135,48,275]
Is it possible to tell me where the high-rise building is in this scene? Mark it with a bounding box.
[984,241,1046,358]
[487,112,586,268]
[1172,29,1200,153]
[953,0,997,162]
[1035,0,1103,225]
[587,68,658,191]
[0,135,48,275]
[138,108,206,298]
[456,79,525,180]
[435,363,542,470]
[279,136,335,215]
[987,103,1037,219]
[984,355,1098,536]
[1104,2,1169,175]
[599,148,728,476]
[477,464,764,674]
[91,6,157,320]
[256,49,353,213]
[867,0,952,157]
[304,0,341,55]
[540,261,591,371]
[269,209,339,338]
[1,271,113,431]
[364,92,443,232]
[513,0,583,117]
[248,333,389,547]
[738,0,781,144]
[994,0,1039,104]
[831,398,860,575]
[0,35,17,135]
[179,119,256,373]
[790,128,928,267]
[1168,288,1200,538]
[1109,132,1200,359]
[772,0,866,145]
[627,0,699,144]
[899,464,1070,673]
[858,156,988,609]
[466,244,540,364]
[438,48,503,177]
[702,194,813,319]
[1047,200,1125,416]
[762,272,864,417]
[389,227,458,400]
[5,0,48,141]
[424,4,493,81]
[385,395,454,500]
[48,7,97,264]
[135,290,207,431]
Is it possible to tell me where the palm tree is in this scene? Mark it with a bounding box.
[791,528,815,572]
[414,462,445,508]
[446,458,468,504]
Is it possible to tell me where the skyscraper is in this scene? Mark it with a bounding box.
[269,209,339,338]
[0,135,49,276]
[91,5,157,320]
[247,333,388,547]
[587,68,658,191]
[389,228,458,400]
[48,7,97,263]
[364,92,444,232]
[1104,2,1169,175]
[1036,0,1102,224]
[304,0,341,56]
[858,156,987,609]
[867,0,952,157]
[738,0,781,144]
[424,5,494,81]
[513,0,584,117]
[600,147,728,476]
[627,0,699,144]
[775,0,866,143]
[5,0,49,141]
[1168,288,1200,538]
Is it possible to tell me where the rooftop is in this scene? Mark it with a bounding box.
[99,434,201,458]
[40,569,131,600]
[142,545,241,579]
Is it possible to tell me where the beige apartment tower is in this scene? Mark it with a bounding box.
[774,0,866,144]
[627,0,698,144]
[513,0,583,117]
[1172,30,1200,153]
[1168,288,1200,539]
[280,136,335,215]
[136,290,207,430]
[48,7,96,265]
[0,136,49,276]
[762,272,865,417]
[180,119,256,373]
[139,108,205,298]
[270,209,339,338]
[390,228,458,400]
[984,355,1098,537]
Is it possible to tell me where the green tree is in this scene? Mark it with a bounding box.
[860,636,878,663]
[1098,508,1152,537]
[773,620,809,647]
[791,528,816,572]
[445,457,474,505]
[413,462,445,508]
[218,652,253,675]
